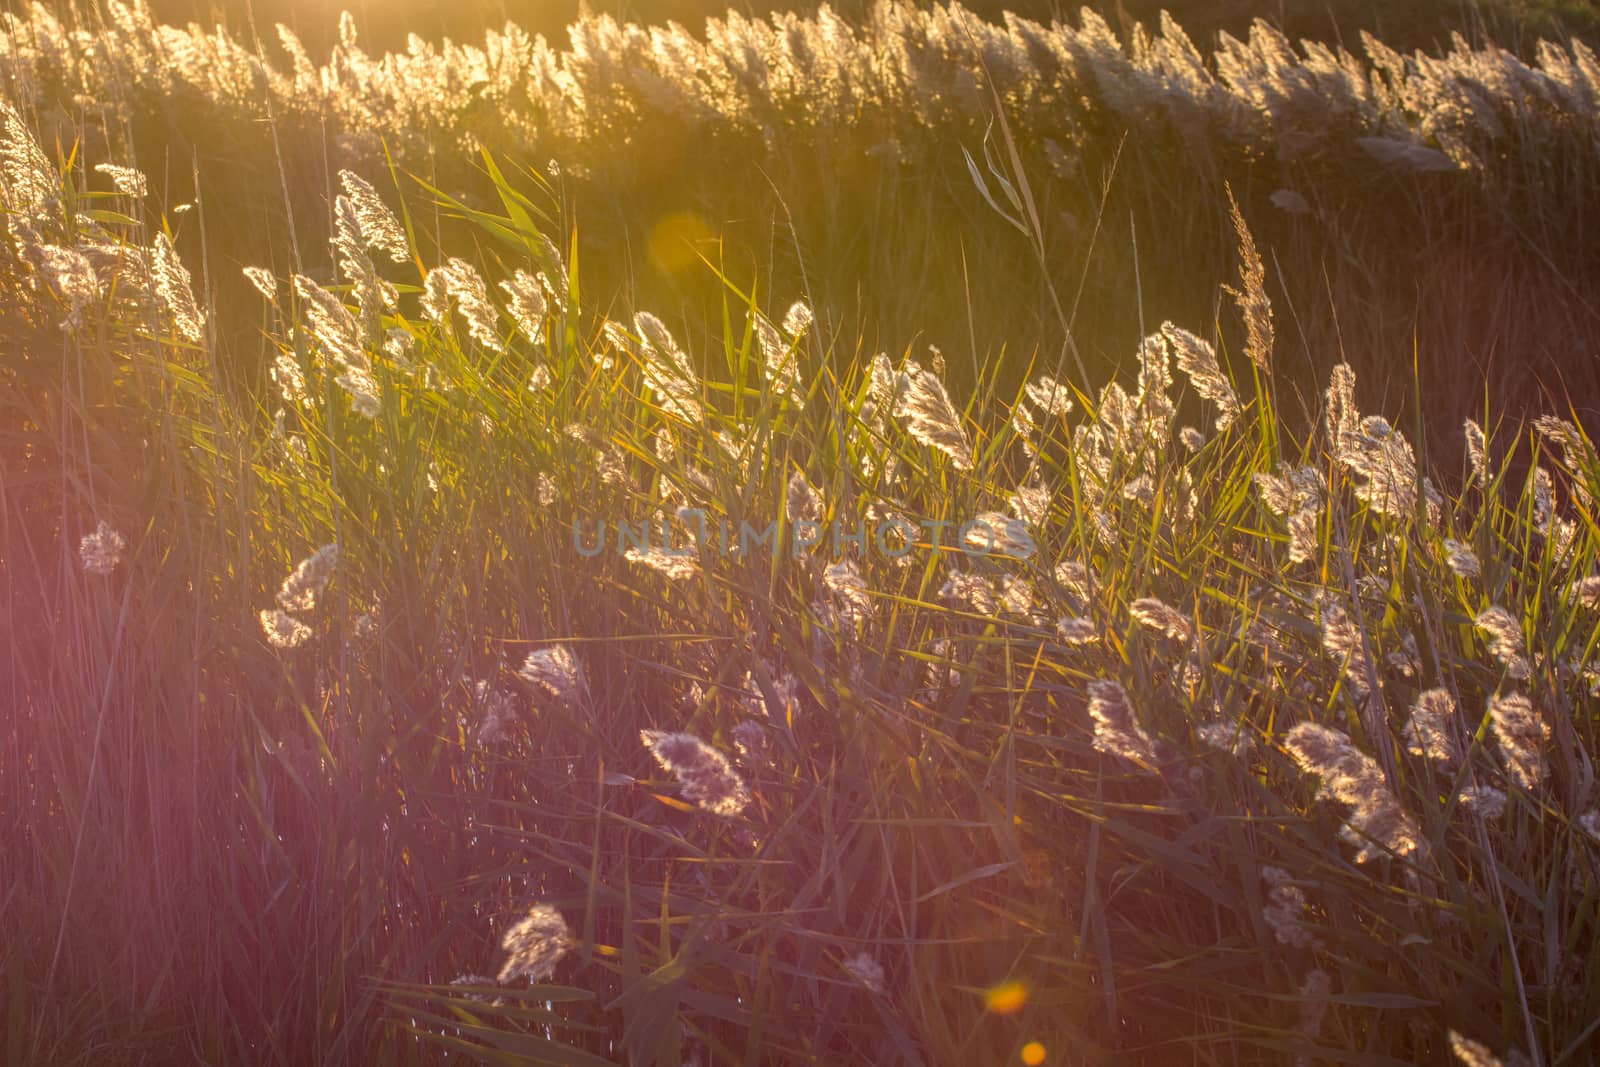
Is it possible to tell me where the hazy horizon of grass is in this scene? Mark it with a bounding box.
[3,0,1599,466]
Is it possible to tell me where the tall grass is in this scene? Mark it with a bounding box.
[3,1,1600,446]
[4,86,1600,1065]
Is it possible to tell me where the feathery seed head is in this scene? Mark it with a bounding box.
[276,543,338,612]
[79,520,127,575]
[940,571,998,614]
[150,232,205,343]
[893,359,973,469]
[1488,692,1547,791]
[1284,722,1421,861]
[1463,420,1490,490]
[1164,322,1239,432]
[518,645,586,707]
[260,608,313,649]
[1443,539,1480,579]
[1456,785,1507,821]
[500,269,547,343]
[639,729,751,816]
[1129,597,1192,642]
[625,546,699,580]
[336,170,409,262]
[1056,616,1098,644]
[243,266,278,300]
[823,560,874,625]
[1404,688,1460,767]
[1024,374,1074,418]
[1475,606,1529,679]
[1086,679,1158,768]
[781,300,813,338]
[1260,866,1315,948]
[497,904,572,984]
[962,511,1036,558]
[94,163,148,198]
[842,952,886,994]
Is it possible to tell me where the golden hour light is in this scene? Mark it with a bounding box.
[7,0,1598,1064]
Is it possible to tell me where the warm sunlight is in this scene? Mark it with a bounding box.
[5,1,1599,1064]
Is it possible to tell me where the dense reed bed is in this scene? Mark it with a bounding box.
[5,77,1600,1064]
[3,1,1600,443]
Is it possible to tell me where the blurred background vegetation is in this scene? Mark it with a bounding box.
[145,0,1600,56]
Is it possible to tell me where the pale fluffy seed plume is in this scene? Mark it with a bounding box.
[940,571,998,615]
[1571,576,1600,610]
[786,471,823,523]
[276,543,338,612]
[1463,420,1490,491]
[634,311,703,423]
[1286,509,1319,565]
[1197,720,1251,757]
[94,163,147,198]
[639,730,751,816]
[472,680,517,747]
[1164,322,1240,432]
[518,645,586,707]
[782,300,813,339]
[842,952,885,995]
[243,266,278,301]
[260,608,313,649]
[497,904,572,984]
[741,668,799,720]
[79,520,127,575]
[38,244,99,329]
[1403,688,1460,767]
[1295,970,1332,1060]
[1129,597,1192,642]
[336,170,409,262]
[1053,560,1093,602]
[1087,679,1158,768]
[1320,602,1374,700]
[1449,1032,1516,1067]
[1010,482,1051,527]
[335,365,381,418]
[423,259,503,352]
[1056,616,1097,645]
[1261,866,1316,948]
[731,720,767,768]
[961,512,1036,558]
[331,194,397,321]
[1443,539,1480,579]
[292,275,365,369]
[1223,185,1273,371]
[500,269,547,343]
[0,100,57,213]
[1253,465,1323,518]
[752,310,804,408]
[1488,692,1548,791]
[1475,606,1530,680]
[823,560,874,626]
[1024,374,1074,417]
[150,232,205,343]
[1284,722,1422,862]
[1456,785,1507,821]
[893,359,973,470]
[626,547,699,580]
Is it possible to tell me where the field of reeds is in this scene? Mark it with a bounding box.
[4,2,1600,1065]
